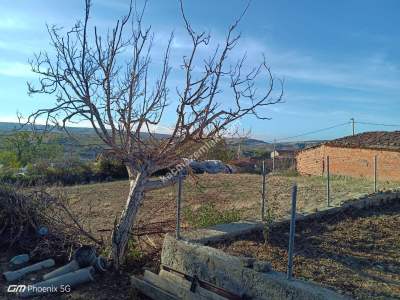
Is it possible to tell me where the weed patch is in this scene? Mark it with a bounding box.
[183,203,241,228]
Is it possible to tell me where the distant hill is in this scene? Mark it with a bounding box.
[0,122,322,159]
[226,137,269,148]
[0,122,170,139]
[226,136,322,154]
[0,122,24,132]
[0,122,98,135]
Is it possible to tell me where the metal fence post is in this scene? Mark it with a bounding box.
[176,173,183,240]
[272,139,276,172]
[374,155,377,193]
[261,160,266,221]
[326,156,330,207]
[287,183,297,280]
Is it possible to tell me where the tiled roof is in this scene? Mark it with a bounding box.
[325,131,400,151]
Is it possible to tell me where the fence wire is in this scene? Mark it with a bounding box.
[178,154,400,232]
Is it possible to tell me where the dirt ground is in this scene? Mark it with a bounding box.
[51,173,399,247]
[0,244,155,300]
[215,201,400,299]
[0,261,140,300]
[1,173,398,299]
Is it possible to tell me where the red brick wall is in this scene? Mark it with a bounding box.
[296,145,400,181]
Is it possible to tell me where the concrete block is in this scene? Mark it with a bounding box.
[161,235,349,300]
[131,275,178,300]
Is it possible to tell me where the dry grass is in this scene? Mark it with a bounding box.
[48,173,399,247]
[1,174,398,299]
[48,173,398,299]
[216,202,400,299]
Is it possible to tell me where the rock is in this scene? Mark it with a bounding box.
[161,235,348,300]
[9,254,30,267]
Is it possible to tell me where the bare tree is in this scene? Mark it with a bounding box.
[27,0,283,269]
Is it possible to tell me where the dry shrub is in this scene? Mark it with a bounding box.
[0,184,101,261]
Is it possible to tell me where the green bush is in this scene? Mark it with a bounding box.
[93,154,128,180]
[274,168,299,177]
[0,153,130,186]
[200,139,235,163]
[26,160,95,185]
[183,203,241,228]
[3,132,63,167]
[0,151,20,170]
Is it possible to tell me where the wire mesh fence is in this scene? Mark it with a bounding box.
[176,154,400,236]
[1,139,399,252]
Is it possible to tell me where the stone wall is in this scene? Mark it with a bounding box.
[161,235,348,300]
[296,145,400,181]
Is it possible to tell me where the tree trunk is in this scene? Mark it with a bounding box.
[111,169,147,270]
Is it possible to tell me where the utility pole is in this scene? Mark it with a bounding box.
[287,184,298,280]
[272,139,276,172]
[350,118,355,136]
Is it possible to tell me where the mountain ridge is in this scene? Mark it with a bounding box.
[0,122,321,152]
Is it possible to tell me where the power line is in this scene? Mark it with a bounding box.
[269,120,400,143]
[1,120,399,147]
[273,122,351,143]
[355,121,400,127]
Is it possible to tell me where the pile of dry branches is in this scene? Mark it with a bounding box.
[0,184,101,261]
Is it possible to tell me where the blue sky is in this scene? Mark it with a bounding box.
[0,0,399,142]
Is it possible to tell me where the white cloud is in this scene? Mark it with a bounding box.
[278,63,399,92]
[0,115,21,123]
[153,30,400,94]
[0,16,29,30]
[0,61,33,78]
[0,40,36,55]
[235,37,400,93]
[171,36,192,50]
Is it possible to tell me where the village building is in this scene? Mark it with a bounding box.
[296,131,400,181]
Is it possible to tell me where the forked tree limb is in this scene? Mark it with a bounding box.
[26,0,283,269]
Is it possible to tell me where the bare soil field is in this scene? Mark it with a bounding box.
[1,174,398,299]
[215,201,400,299]
[55,173,399,247]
